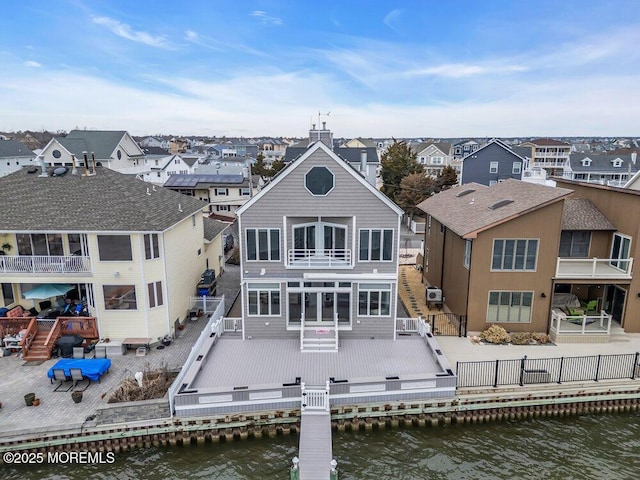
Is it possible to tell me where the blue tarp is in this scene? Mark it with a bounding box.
[47,358,111,382]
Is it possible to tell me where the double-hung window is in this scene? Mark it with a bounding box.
[489,162,499,174]
[492,239,538,271]
[247,283,280,316]
[246,229,280,261]
[359,229,393,261]
[148,281,163,308]
[358,283,391,316]
[144,234,160,259]
[487,291,533,323]
[512,162,522,174]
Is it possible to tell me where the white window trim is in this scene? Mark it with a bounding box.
[358,228,394,262]
[358,283,392,317]
[491,238,539,272]
[463,239,471,269]
[247,283,281,317]
[246,228,281,262]
[489,162,499,174]
[512,162,522,174]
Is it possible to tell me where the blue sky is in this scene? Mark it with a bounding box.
[1,0,639,138]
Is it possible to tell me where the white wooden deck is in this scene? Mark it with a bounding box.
[191,337,440,389]
[299,412,333,480]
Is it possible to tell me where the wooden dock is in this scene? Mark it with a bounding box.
[299,412,333,479]
[297,382,335,479]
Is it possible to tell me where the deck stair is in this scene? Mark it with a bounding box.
[22,325,53,361]
[300,314,339,352]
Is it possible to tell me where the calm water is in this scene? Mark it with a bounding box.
[5,413,640,480]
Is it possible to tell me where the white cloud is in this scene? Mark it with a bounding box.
[403,63,528,78]
[24,60,41,68]
[91,16,171,48]
[250,11,282,26]
[383,9,403,31]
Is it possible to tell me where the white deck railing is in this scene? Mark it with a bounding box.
[301,381,330,413]
[0,255,91,274]
[287,249,351,268]
[300,312,305,351]
[396,317,420,333]
[223,317,242,333]
[556,257,633,279]
[550,309,612,335]
[418,317,431,337]
[334,313,339,350]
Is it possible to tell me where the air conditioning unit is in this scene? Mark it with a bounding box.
[426,286,442,302]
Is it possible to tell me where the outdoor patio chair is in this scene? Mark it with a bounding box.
[582,300,598,314]
[51,368,73,392]
[94,346,107,359]
[73,347,85,359]
[70,368,90,391]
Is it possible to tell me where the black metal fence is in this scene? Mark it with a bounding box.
[457,352,640,388]
[428,313,467,337]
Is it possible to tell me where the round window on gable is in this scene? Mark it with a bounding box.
[305,166,334,196]
[52,150,61,159]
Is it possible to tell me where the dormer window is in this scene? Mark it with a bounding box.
[581,158,592,166]
[612,158,623,167]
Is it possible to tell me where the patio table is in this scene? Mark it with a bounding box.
[46,358,111,382]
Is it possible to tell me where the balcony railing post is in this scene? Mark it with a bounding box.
[633,352,640,380]
[494,359,500,388]
[595,354,602,382]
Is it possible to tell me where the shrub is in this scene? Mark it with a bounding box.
[480,325,511,344]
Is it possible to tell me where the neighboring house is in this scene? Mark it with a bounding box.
[418,179,639,340]
[413,142,453,177]
[562,153,638,187]
[522,138,571,177]
[258,139,287,164]
[40,130,146,175]
[169,138,189,154]
[164,172,258,217]
[236,141,404,347]
[0,140,35,177]
[341,138,378,149]
[284,124,379,186]
[139,137,166,149]
[0,165,224,344]
[460,139,527,186]
[141,154,200,185]
[452,140,481,160]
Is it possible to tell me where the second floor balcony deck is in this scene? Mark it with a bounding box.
[556,257,633,280]
[0,255,92,275]
[287,249,352,268]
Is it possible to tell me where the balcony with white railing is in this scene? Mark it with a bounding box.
[287,249,352,268]
[0,255,92,274]
[550,309,612,343]
[556,257,633,279]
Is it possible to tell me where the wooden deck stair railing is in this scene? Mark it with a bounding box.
[39,317,99,361]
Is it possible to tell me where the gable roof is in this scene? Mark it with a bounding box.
[203,217,228,241]
[418,179,573,238]
[461,138,527,162]
[561,198,615,230]
[238,141,403,216]
[0,140,33,157]
[284,145,379,164]
[0,167,206,232]
[54,130,143,159]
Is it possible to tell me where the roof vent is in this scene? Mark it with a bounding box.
[455,189,476,197]
[53,167,68,176]
[27,167,38,174]
[488,199,514,210]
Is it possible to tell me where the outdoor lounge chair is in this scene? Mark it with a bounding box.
[73,347,85,359]
[70,368,90,391]
[51,368,73,392]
